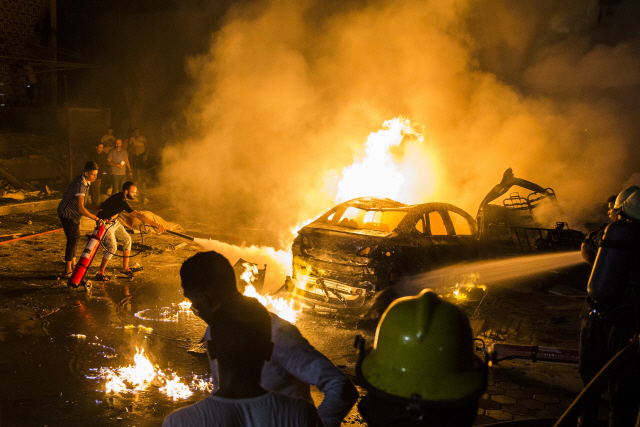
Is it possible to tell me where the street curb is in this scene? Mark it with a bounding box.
[0,199,61,216]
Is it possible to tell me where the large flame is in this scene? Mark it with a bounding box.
[335,117,423,203]
[241,262,301,324]
[292,117,433,238]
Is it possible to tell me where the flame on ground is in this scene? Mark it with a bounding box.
[241,262,301,324]
[159,373,194,401]
[98,347,196,401]
[448,273,487,301]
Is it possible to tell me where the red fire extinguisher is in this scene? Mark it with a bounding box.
[68,222,106,289]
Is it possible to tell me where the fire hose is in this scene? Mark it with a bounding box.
[0,228,63,245]
[553,337,640,427]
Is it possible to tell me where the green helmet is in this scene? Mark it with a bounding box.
[358,289,486,402]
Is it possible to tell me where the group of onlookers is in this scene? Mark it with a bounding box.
[88,127,149,208]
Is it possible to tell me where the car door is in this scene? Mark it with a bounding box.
[423,206,464,266]
[395,211,438,275]
[444,207,479,261]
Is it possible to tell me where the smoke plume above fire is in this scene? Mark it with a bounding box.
[162,0,640,247]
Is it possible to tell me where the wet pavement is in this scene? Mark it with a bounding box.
[0,195,598,426]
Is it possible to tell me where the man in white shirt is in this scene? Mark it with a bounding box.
[163,295,323,427]
[180,251,358,427]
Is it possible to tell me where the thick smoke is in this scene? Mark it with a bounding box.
[162,0,640,249]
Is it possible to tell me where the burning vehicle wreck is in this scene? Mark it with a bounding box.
[285,168,585,311]
[285,197,479,310]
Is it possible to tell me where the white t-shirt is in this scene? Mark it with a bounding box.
[162,392,323,427]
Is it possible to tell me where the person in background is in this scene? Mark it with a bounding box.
[57,161,102,277]
[107,138,132,198]
[180,251,359,427]
[94,182,165,281]
[355,289,487,427]
[578,187,640,427]
[88,142,109,208]
[162,295,323,427]
[128,128,148,190]
[100,127,116,152]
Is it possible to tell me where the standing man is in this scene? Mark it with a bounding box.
[128,128,148,189]
[180,251,359,427]
[163,296,323,427]
[57,161,102,277]
[107,138,132,198]
[88,142,109,208]
[100,127,116,152]
[579,186,640,426]
[94,181,165,281]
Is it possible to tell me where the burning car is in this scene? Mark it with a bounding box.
[285,168,585,311]
[285,197,479,310]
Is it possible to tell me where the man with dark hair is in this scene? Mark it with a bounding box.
[128,128,148,190]
[88,142,109,208]
[180,251,359,427]
[57,161,102,277]
[94,181,165,281]
[107,138,132,197]
[100,127,116,151]
[163,296,323,427]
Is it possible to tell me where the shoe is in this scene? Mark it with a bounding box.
[95,273,111,281]
[130,266,143,272]
[121,270,135,278]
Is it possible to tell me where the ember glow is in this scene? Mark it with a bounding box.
[241,262,301,324]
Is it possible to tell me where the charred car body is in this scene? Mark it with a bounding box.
[285,169,585,311]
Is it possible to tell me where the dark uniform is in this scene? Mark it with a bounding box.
[579,220,640,427]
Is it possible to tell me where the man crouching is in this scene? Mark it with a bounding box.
[95,181,166,281]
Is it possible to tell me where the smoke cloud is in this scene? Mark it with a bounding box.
[162,0,640,251]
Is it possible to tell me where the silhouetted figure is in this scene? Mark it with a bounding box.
[163,294,323,427]
[180,251,358,427]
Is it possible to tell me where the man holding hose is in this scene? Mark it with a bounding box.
[94,181,165,281]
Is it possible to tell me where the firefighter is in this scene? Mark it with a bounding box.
[355,289,487,427]
[582,187,639,265]
[180,251,359,427]
[578,189,640,427]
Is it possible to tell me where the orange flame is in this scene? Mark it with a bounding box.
[336,117,423,203]
[241,263,301,324]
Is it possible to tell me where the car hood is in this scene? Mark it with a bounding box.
[300,226,389,265]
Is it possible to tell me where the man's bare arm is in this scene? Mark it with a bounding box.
[131,211,166,233]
